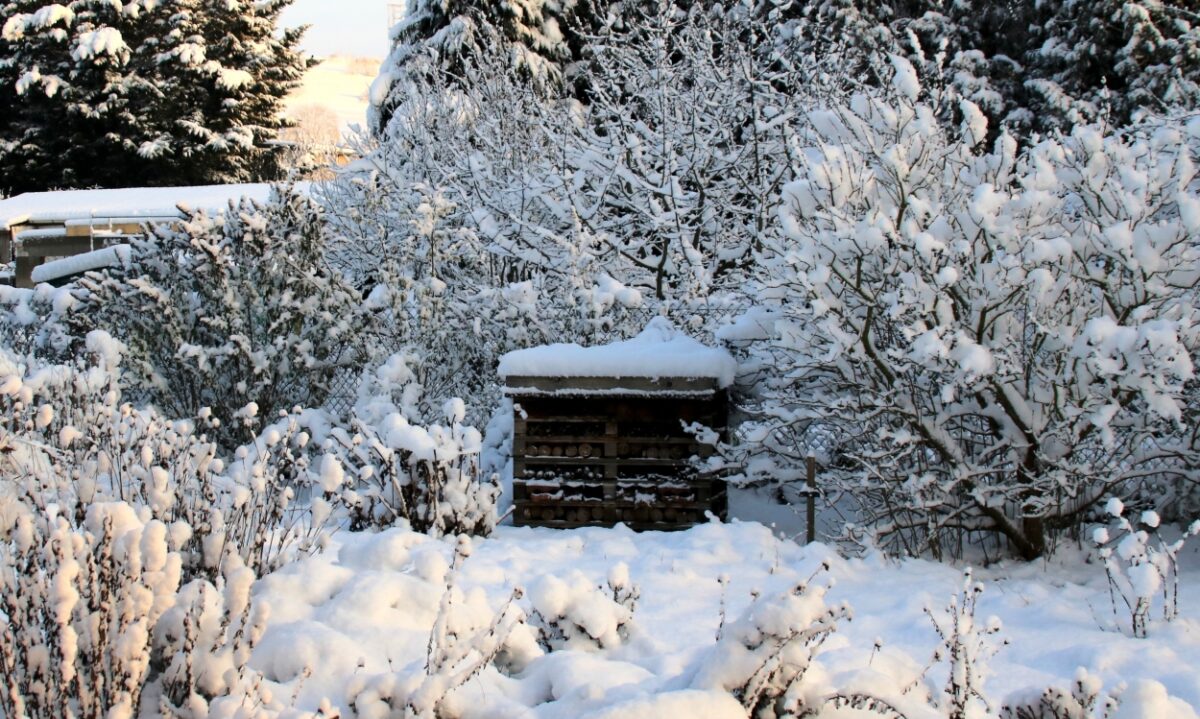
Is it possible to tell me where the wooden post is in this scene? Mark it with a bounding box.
[806,455,816,544]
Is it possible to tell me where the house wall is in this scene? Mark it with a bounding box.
[12,221,154,288]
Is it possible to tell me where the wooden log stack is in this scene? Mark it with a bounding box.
[507,377,728,531]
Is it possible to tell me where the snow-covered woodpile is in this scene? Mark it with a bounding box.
[500,319,735,530]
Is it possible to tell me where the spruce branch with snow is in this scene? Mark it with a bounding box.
[369,0,597,135]
[1021,0,1200,132]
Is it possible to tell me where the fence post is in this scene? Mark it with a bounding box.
[806,454,816,544]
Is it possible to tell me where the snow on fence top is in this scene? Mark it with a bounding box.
[30,245,131,285]
[498,317,737,389]
[0,182,307,229]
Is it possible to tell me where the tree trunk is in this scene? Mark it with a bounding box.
[977,503,1047,560]
[1018,516,1047,560]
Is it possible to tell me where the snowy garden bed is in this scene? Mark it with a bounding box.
[253,521,1200,718]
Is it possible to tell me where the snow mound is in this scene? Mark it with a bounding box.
[498,317,737,388]
[577,689,746,718]
[240,521,1200,717]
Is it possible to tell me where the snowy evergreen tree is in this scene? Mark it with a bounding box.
[763,0,1200,138]
[1023,0,1200,130]
[0,0,309,195]
[370,0,599,134]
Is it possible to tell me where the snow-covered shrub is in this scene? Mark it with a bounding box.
[0,285,77,360]
[214,406,337,577]
[1004,676,1200,719]
[800,569,1003,719]
[737,58,1199,560]
[347,536,529,719]
[1002,668,1117,719]
[479,398,515,511]
[0,332,129,517]
[325,168,648,426]
[527,564,639,652]
[0,503,181,719]
[0,501,279,719]
[917,570,1005,719]
[571,0,793,303]
[0,345,332,582]
[691,562,849,718]
[152,554,276,717]
[74,187,368,450]
[0,334,222,536]
[343,7,818,422]
[1093,498,1200,638]
[328,380,500,536]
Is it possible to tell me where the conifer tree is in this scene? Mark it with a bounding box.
[1023,0,1200,129]
[0,0,310,195]
[370,0,606,133]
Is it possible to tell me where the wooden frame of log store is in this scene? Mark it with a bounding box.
[498,318,734,530]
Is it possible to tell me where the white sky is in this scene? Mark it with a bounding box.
[281,0,394,59]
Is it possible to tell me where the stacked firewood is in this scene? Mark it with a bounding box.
[525,442,596,458]
[617,443,689,459]
[525,467,602,480]
[516,503,699,525]
[617,506,695,524]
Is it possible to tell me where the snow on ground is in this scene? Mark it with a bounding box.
[252,521,1200,717]
[285,56,379,132]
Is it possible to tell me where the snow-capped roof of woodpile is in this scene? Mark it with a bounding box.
[498,317,737,389]
[0,183,308,230]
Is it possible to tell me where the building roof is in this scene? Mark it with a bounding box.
[0,183,308,230]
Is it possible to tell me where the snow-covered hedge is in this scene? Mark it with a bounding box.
[323,352,500,536]
[73,186,367,450]
[0,340,334,582]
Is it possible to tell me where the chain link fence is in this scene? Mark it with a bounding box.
[321,368,359,419]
